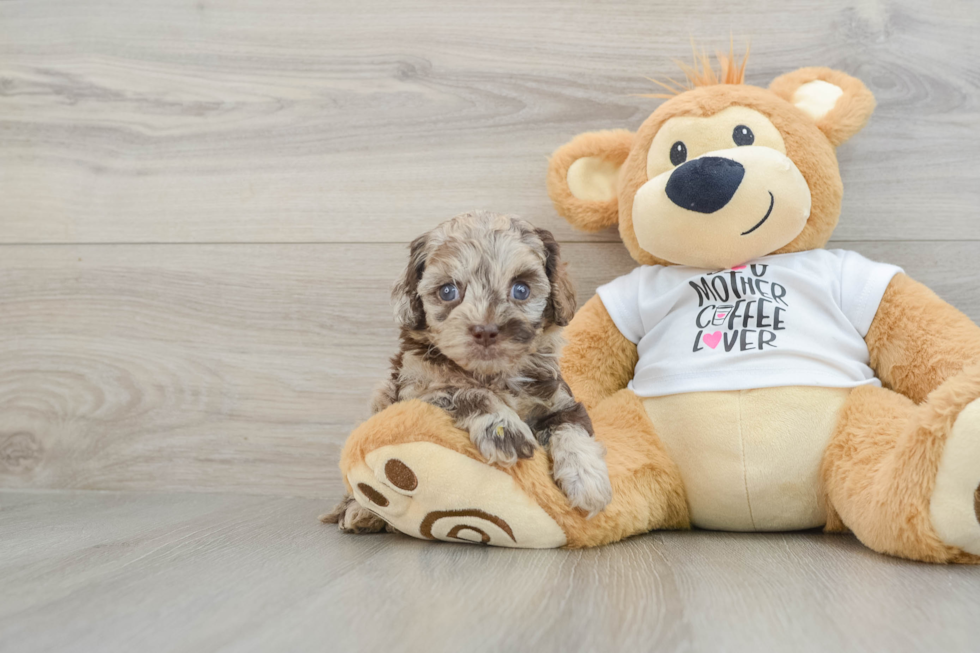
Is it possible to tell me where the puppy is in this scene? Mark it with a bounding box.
[324,211,613,533]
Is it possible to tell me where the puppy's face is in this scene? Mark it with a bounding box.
[393,212,575,375]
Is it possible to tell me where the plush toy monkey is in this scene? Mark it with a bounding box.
[337,53,980,562]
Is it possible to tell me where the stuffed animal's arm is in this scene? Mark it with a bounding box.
[560,294,639,411]
[866,273,980,402]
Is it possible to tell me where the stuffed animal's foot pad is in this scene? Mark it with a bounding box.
[930,397,980,556]
[347,441,566,548]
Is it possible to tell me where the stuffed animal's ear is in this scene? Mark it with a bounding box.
[768,67,876,147]
[391,234,428,330]
[547,129,633,232]
[535,228,577,327]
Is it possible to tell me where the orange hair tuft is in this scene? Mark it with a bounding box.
[640,39,750,99]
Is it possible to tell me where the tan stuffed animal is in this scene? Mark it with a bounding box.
[337,53,980,562]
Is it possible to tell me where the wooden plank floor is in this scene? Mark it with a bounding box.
[2,489,979,653]
[2,1,980,651]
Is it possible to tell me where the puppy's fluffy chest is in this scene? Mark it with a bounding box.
[394,348,563,420]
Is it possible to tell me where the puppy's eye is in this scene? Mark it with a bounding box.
[438,283,458,302]
[733,125,754,146]
[511,282,530,301]
[669,141,687,166]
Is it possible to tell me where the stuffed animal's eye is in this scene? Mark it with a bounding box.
[733,125,754,146]
[438,283,458,302]
[669,141,687,166]
[511,282,530,301]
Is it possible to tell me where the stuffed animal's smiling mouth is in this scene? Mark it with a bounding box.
[740,192,775,236]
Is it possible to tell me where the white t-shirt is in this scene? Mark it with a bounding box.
[596,250,902,397]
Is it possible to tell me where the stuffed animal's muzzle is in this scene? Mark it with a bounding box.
[632,146,812,269]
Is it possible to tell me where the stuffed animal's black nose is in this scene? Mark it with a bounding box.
[665,156,745,214]
[469,324,499,346]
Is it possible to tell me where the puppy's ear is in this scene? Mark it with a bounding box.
[536,228,577,327]
[768,67,875,147]
[547,130,633,232]
[391,234,428,330]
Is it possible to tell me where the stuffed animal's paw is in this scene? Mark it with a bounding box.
[344,441,566,548]
[468,412,536,466]
[930,397,980,556]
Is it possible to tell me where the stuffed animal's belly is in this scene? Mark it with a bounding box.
[643,387,850,531]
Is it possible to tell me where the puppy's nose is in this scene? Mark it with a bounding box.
[469,324,499,346]
[665,156,745,213]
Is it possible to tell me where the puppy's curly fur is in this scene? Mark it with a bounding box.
[325,212,613,533]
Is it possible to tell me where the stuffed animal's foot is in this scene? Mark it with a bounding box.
[346,441,566,547]
[338,401,567,548]
[930,397,980,556]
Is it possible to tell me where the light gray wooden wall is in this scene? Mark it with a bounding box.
[1,0,978,497]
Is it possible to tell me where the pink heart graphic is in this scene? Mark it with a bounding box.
[703,331,722,349]
[732,265,747,270]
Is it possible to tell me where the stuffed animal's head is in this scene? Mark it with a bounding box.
[547,53,876,269]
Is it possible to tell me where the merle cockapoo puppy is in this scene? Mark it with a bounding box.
[325,211,613,533]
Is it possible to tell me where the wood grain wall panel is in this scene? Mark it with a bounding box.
[1,0,977,244]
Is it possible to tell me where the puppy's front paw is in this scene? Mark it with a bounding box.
[320,494,389,534]
[469,412,537,466]
[550,426,613,518]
